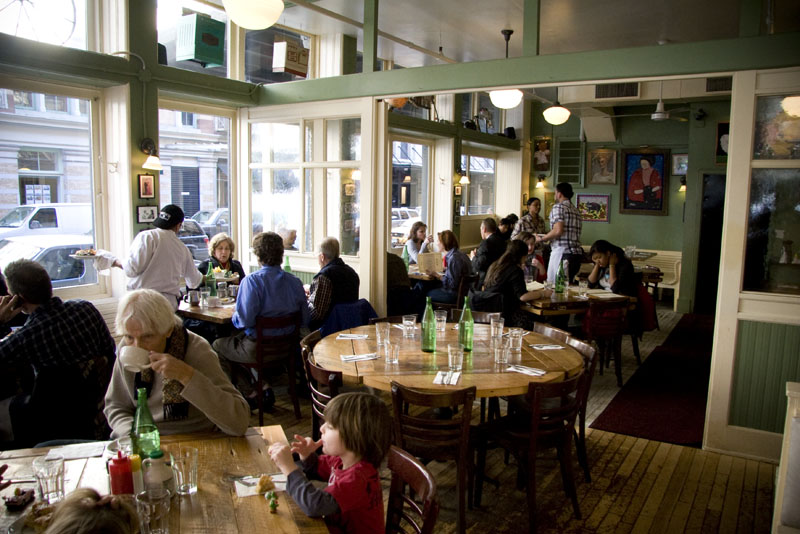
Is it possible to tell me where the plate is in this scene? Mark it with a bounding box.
[69,254,97,260]
[219,297,235,305]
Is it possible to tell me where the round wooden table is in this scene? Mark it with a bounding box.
[312,324,584,398]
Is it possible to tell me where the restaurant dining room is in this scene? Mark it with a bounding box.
[1,0,799,533]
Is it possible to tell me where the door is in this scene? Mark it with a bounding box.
[694,173,726,314]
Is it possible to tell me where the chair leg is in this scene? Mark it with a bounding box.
[525,456,537,534]
[630,334,642,365]
[557,442,581,520]
[256,370,264,427]
[474,437,487,507]
[596,341,605,376]
[573,426,590,483]
[287,357,301,419]
[480,398,486,423]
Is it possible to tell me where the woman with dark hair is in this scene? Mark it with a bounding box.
[424,230,471,304]
[483,240,552,326]
[587,239,639,297]
[403,221,433,264]
[497,217,514,241]
[514,231,547,283]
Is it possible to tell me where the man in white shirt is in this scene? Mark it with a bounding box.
[114,205,203,309]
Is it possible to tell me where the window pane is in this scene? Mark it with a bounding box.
[159,108,230,262]
[326,118,361,161]
[304,169,313,252]
[270,168,302,237]
[44,95,68,113]
[467,156,496,215]
[0,0,87,50]
[753,94,800,160]
[157,1,228,79]
[252,122,300,164]
[245,27,312,84]
[304,121,313,162]
[327,169,360,256]
[460,93,473,126]
[391,141,429,247]
[743,168,800,294]
[477,93,501,134]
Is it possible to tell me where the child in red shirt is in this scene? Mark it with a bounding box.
[269,392,392,534]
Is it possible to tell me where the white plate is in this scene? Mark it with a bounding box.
[69,254,97,260]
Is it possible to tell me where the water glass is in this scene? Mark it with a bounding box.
[375,322,391,347]
[447,344,464,372]
[508,328,524,353]
[434,310,447,332]
[384,342,399,364]
[524,273,534,287]
[490,316,505,342]
[32,455,65,504]
[494,340,510,364]
[136,488,171,534]
[578,279,589,297]
[174,447,199,496]
[199,288,211,309]
[402,315,417,339]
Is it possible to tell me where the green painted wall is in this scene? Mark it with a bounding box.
[730,320,800,433]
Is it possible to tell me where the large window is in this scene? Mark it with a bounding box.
[0,0,87,50]
[461,152,496,216]
[391,140,430,247]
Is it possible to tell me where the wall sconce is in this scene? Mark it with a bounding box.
[140,138,163,171]
[679,176,687,192]
[403,174,411,183]
[535,175,545,189]
[458,172,470,186]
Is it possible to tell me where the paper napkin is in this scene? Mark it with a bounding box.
[529,344,564,350]
[46,442,106,460]
[433,371,461,385]
[506,365,546,376]
[340,353,379,362]
[234,474,287,497]
[336,333,369,340]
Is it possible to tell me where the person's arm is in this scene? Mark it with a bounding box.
[0,295,22,341]
[471,241,489,273]
[587,261,602,286]
[609,258,638,296]
[122,231,153,277]
[606,253,620,289]
[268,443,340,517]
[536,220,564,243]
[308,275,332,324]
[183,249,204,290]
[231,277,258,330]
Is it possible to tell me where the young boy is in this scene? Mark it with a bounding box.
[268,392,392,534]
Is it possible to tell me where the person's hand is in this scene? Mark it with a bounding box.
[0,295,23,324]
[541,288,553,298]
[112,260,123,269]
[290,434,322,460]
[148,352,195,385]
[608,253,619,267]
[0,464,10,491]
[425,234,433,244]
[268,443,299,476]
[469,249,476,259]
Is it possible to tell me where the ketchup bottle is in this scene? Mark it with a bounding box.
[109,451,134,495]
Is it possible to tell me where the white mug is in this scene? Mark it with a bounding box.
[120,345,151,372]
[206,296,221,308]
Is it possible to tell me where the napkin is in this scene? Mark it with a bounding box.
[433,371,461,385]
[336,333,369,340]
[340,353,379,362]
[530,344,564,350]
[234,474,287,497]
[507,365,546,376]
[46,442,106,460]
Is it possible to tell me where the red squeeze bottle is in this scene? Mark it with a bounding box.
[109,451,134,495]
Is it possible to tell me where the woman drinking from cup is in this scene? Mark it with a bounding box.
[403,221,433,264]
[197,233,245,282]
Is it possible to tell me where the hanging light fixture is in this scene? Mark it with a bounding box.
[140,138,163,171]
[543,100,571,125]
[489,30,523,110]
[222,0,284,30]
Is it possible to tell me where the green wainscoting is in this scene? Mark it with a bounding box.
[729,320,800,433]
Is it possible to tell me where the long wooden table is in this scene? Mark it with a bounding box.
[523,290,633,317]
[0,426,326,533]
[177,300,235,324]
[313,324,583,398]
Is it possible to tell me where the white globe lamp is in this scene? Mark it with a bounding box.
[222,0,284,30]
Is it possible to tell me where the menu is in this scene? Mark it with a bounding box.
[417,252,442,274]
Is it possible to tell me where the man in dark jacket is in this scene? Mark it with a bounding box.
[308,237,360,330]
[470,217,506,289]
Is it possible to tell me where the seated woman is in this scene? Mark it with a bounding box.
[104,289,250,439]
[514,231,547,283]
[403,221,433,264]
[497,217,514,241]
[424,230,472,305]
[483,240,552,327]
[197,233,246,281]
[587,239,639,297]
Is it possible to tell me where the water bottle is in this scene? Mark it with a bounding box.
[205,264,217,296]
[143,449,175,495]
[283,255,292,274]
[131,388,160,458]
[401,246,410,270]
[555,259,566,295]
[421,297,436,353]
[458,296,474,352]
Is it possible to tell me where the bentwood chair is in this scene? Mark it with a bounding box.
[532,323,571,344]
[432,273,479,312]
[583,299,629,387]
[448,309,495,324]
[474,373,584,533]
[390,382,476,534]
[385,445,440,534]
[564,337,598,482]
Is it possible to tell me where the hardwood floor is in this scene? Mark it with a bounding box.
[256,302,775,533]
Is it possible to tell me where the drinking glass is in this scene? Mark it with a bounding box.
[32,455,65,504]
[385,342,399,364]
[199,288,211,309]
[578,279,589,297]
[434,310,447,333]
[490,317,505,347]
[447,344,463,372]
[402,315,417,339]
[375,322,390,347]
[136,488,171,534]
[494,340,510,364]
[174,447,199,496]
[508,328,524,353]
[524,273,534,287]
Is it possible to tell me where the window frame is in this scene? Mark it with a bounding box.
[388,134,434,247]
[460,146,498,219]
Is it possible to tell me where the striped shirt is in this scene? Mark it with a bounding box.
[549,200,583,254]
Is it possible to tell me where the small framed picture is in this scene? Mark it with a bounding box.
[454,199,461,216]
[344,183,356,196]
[716,122,730,165]
[454,185,462,196]
[138,174,155,199]
[587,149,617,185]
[344,219,354,232]
[453,215,461,225]
[533,136,551,173]
[577,194,610,223]
[672,153,688,175]
[344,202,354,214]
[137,205,157,224]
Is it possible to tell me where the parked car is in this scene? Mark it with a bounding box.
[178,219,210,264]
[390,207,421,247]
[0,234,98,288]
[190,209,264,237]
[0,203,92,239]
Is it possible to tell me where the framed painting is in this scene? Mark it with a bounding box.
[532,136,551,173]
[716,122,730,165]
[544,192,555,219]
[138,174,155,199]
[587,149,616,185]
[620,149,669,216]
[137,205,157,224]
[672,153,688,175]
[577,194,610,223]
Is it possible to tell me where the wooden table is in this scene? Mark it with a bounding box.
[407,265,438,281]
[313,324,583,398]
[523,290,632,317]
[0,426,326,534]
[177,300,235,324]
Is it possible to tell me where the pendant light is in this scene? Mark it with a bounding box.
[222,0,284,30]
[489,30,523,110]
[543,100,571,125]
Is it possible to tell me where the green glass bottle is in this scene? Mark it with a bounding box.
[131,388,160,459]
[458,296,474,352]
[421,297,436,353]
[401,246,410,270]
[205,263,217,296]
[283,255,292,274]
[554,259,566,294]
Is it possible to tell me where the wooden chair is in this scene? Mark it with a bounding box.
[474,374,584,533]
[385,445,440,534]
[565,337,598,482]
[432,273,479,312]
[448,309,495,324]
[583,299,628,387]
[370,315,407,324]
[300,330,336,441]
[532,323,571,343]
[390,382,476,534]
[242,313,302,425]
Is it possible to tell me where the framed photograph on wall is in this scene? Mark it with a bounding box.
[716,122,730,165]
[544,192,556,219]
[577,194,610,223]
[137,205,157,224]
[454,185,462,196]
[672,153,688,175]
[138,174,155,199]
[587,149,616,185]
[620,148,669,216]
[344,183,355,196]
[532,136,551,173]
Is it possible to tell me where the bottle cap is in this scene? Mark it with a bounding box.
[149,449,164,459]
[129,454,141,471]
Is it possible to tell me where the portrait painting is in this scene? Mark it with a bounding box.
[620,149,669,216]
[672,154,688,176]
[577,194,610,223]
[344,183,356,196]
[753,94,800,160]
[587,149,617,185]
[532,137,551,173]
[137,205,157,223]
[138,174,155,199]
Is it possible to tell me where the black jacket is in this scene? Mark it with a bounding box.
[471,232,507,289]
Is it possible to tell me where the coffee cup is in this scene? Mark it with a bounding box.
[120,345,151,372]
[206,296,221,308]
[184,290,200,305]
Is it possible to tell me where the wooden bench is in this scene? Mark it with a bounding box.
[774,382,800,534]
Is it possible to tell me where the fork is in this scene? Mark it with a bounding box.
[444,370,453,385]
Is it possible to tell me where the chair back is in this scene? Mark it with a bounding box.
[533,323,571,343]
[583,299,628,342]
[300,329,322,365]
[319,298,378,337]
[304,359,343,441]
[370,315,407,325]
[565,337,598,426]
[250,312,303,422]
[456,273,479,306]
[449,309,494,324]
[526,373,583,452]
[386,446,440,534]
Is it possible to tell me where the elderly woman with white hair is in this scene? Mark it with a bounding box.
[104,289,250,438]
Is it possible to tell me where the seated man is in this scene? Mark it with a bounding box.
[213,232,309,409]
[470,217,506,289]
[0,260,116,446]
[308,237,360,330]
[105,289,250,439]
